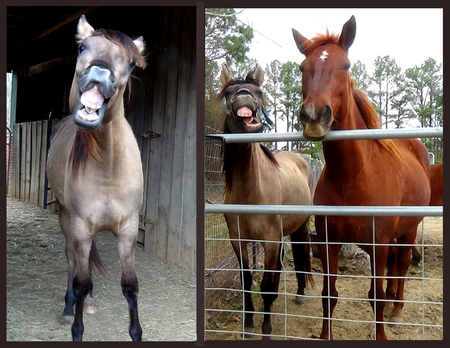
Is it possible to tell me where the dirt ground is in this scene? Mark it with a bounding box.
[6,196,196,342]
[206,217,443,340]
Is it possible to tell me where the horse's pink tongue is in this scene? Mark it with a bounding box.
[237,107,252,116]
[80,86,104,113]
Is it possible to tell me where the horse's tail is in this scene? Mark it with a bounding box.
[304,241,315,289]
[89,241,107,276]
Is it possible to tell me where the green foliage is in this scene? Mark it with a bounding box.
[203,9,442,161]
[205,9,254,129]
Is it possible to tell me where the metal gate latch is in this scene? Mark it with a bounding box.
[141,131,161,139]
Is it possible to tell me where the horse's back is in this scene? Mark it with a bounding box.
[430,163,443,206]
[395,138,430,206]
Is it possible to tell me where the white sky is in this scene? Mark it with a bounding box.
[236,8,443,74]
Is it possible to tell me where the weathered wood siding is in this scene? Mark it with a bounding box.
[8,121,51,208]
[133,7,197,272]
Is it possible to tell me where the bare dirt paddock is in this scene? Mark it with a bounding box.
[206,216,443,340]
[6,196,196,342]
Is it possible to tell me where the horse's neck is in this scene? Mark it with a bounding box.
[95,112,134,174]
[323,99,370,177]
[224,143,267,194]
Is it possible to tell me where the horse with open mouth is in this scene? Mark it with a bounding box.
[46,15,146,341]
[218,64,314,339]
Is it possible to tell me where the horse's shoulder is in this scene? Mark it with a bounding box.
[51,115,75,138]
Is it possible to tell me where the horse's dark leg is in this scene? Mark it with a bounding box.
[62,252,76,325]
[318,243,341,340]
[260,242,282,340]
[367,245,389,340]
[84,238,100,314]
[388,232,416,327]
[70,236,94,341]
[117,232,142,341]
[231,240,255,337]
[411,242,422,266]
[59,206,77,325]
[290,218,311,304]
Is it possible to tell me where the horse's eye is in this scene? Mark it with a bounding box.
[300,65,304,73]
[129,61,136,69]
[344,63,351,71]
[78,44,85,54]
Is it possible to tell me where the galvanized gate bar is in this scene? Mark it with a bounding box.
[205,204,442,216]
[206,127,443,143]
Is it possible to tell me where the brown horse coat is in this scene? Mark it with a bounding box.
[293,16,430,340]
[219,64,313,338]
[46,16,145,341]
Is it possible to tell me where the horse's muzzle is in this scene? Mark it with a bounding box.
[300,103,334,140]
[74,66,118,129]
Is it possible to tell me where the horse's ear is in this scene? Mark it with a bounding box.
[220,64,233,87]
[292,28,309,55]
[76,15,95,42]
[249,64,264,87]
[339,15,356,51]
[133,36,145,54]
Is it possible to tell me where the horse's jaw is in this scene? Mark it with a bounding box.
[74,99,109,129]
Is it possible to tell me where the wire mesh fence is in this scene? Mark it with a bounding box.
[204,127,443,340]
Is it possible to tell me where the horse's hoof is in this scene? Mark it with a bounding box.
[241,332,254,339]
[83,297,98,314]
[61,314,74,326]
[388,316,404,328]
[295,296,306,305]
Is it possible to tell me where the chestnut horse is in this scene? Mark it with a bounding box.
[219,64,314,339]
[47,16,146,341]
[292,16,430,340]
[411,162,443,264]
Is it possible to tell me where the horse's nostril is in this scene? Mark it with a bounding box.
[320,105,333,123]
[299,105,312,123]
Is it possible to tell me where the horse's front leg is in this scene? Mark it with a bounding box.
[290,218,311,304]
[116,223,142,341]
[260,241,282,340]
[231,240,255,337]
[318,243,341,340]
[368,245,389,340]
[60,207,96,326]
[68,232,95,341]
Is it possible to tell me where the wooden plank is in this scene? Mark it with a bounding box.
[167,6,192,266]
[11,124,21,197]
[39,120,48,209]
[30,122,39,204]
[25,123,32,202]
[144,7,170,257]
[19,124,26,200]
[156,6,182,261]
[178,7,197,272]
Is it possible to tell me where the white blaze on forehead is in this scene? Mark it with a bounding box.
[319,50,329,61]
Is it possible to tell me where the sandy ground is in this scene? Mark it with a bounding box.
[206,217,443,340]
[6,196,196,342]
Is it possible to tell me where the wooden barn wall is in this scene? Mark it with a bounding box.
[8,7,197,272]
[124,7,197,272]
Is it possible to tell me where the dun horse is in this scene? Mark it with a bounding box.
[47,16,146,341]
[292,16,430,340]
[219,65,314,339]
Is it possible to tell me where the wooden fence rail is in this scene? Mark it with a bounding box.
[8,120,53,209]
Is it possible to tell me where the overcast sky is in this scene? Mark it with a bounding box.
[235,8,443,74]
